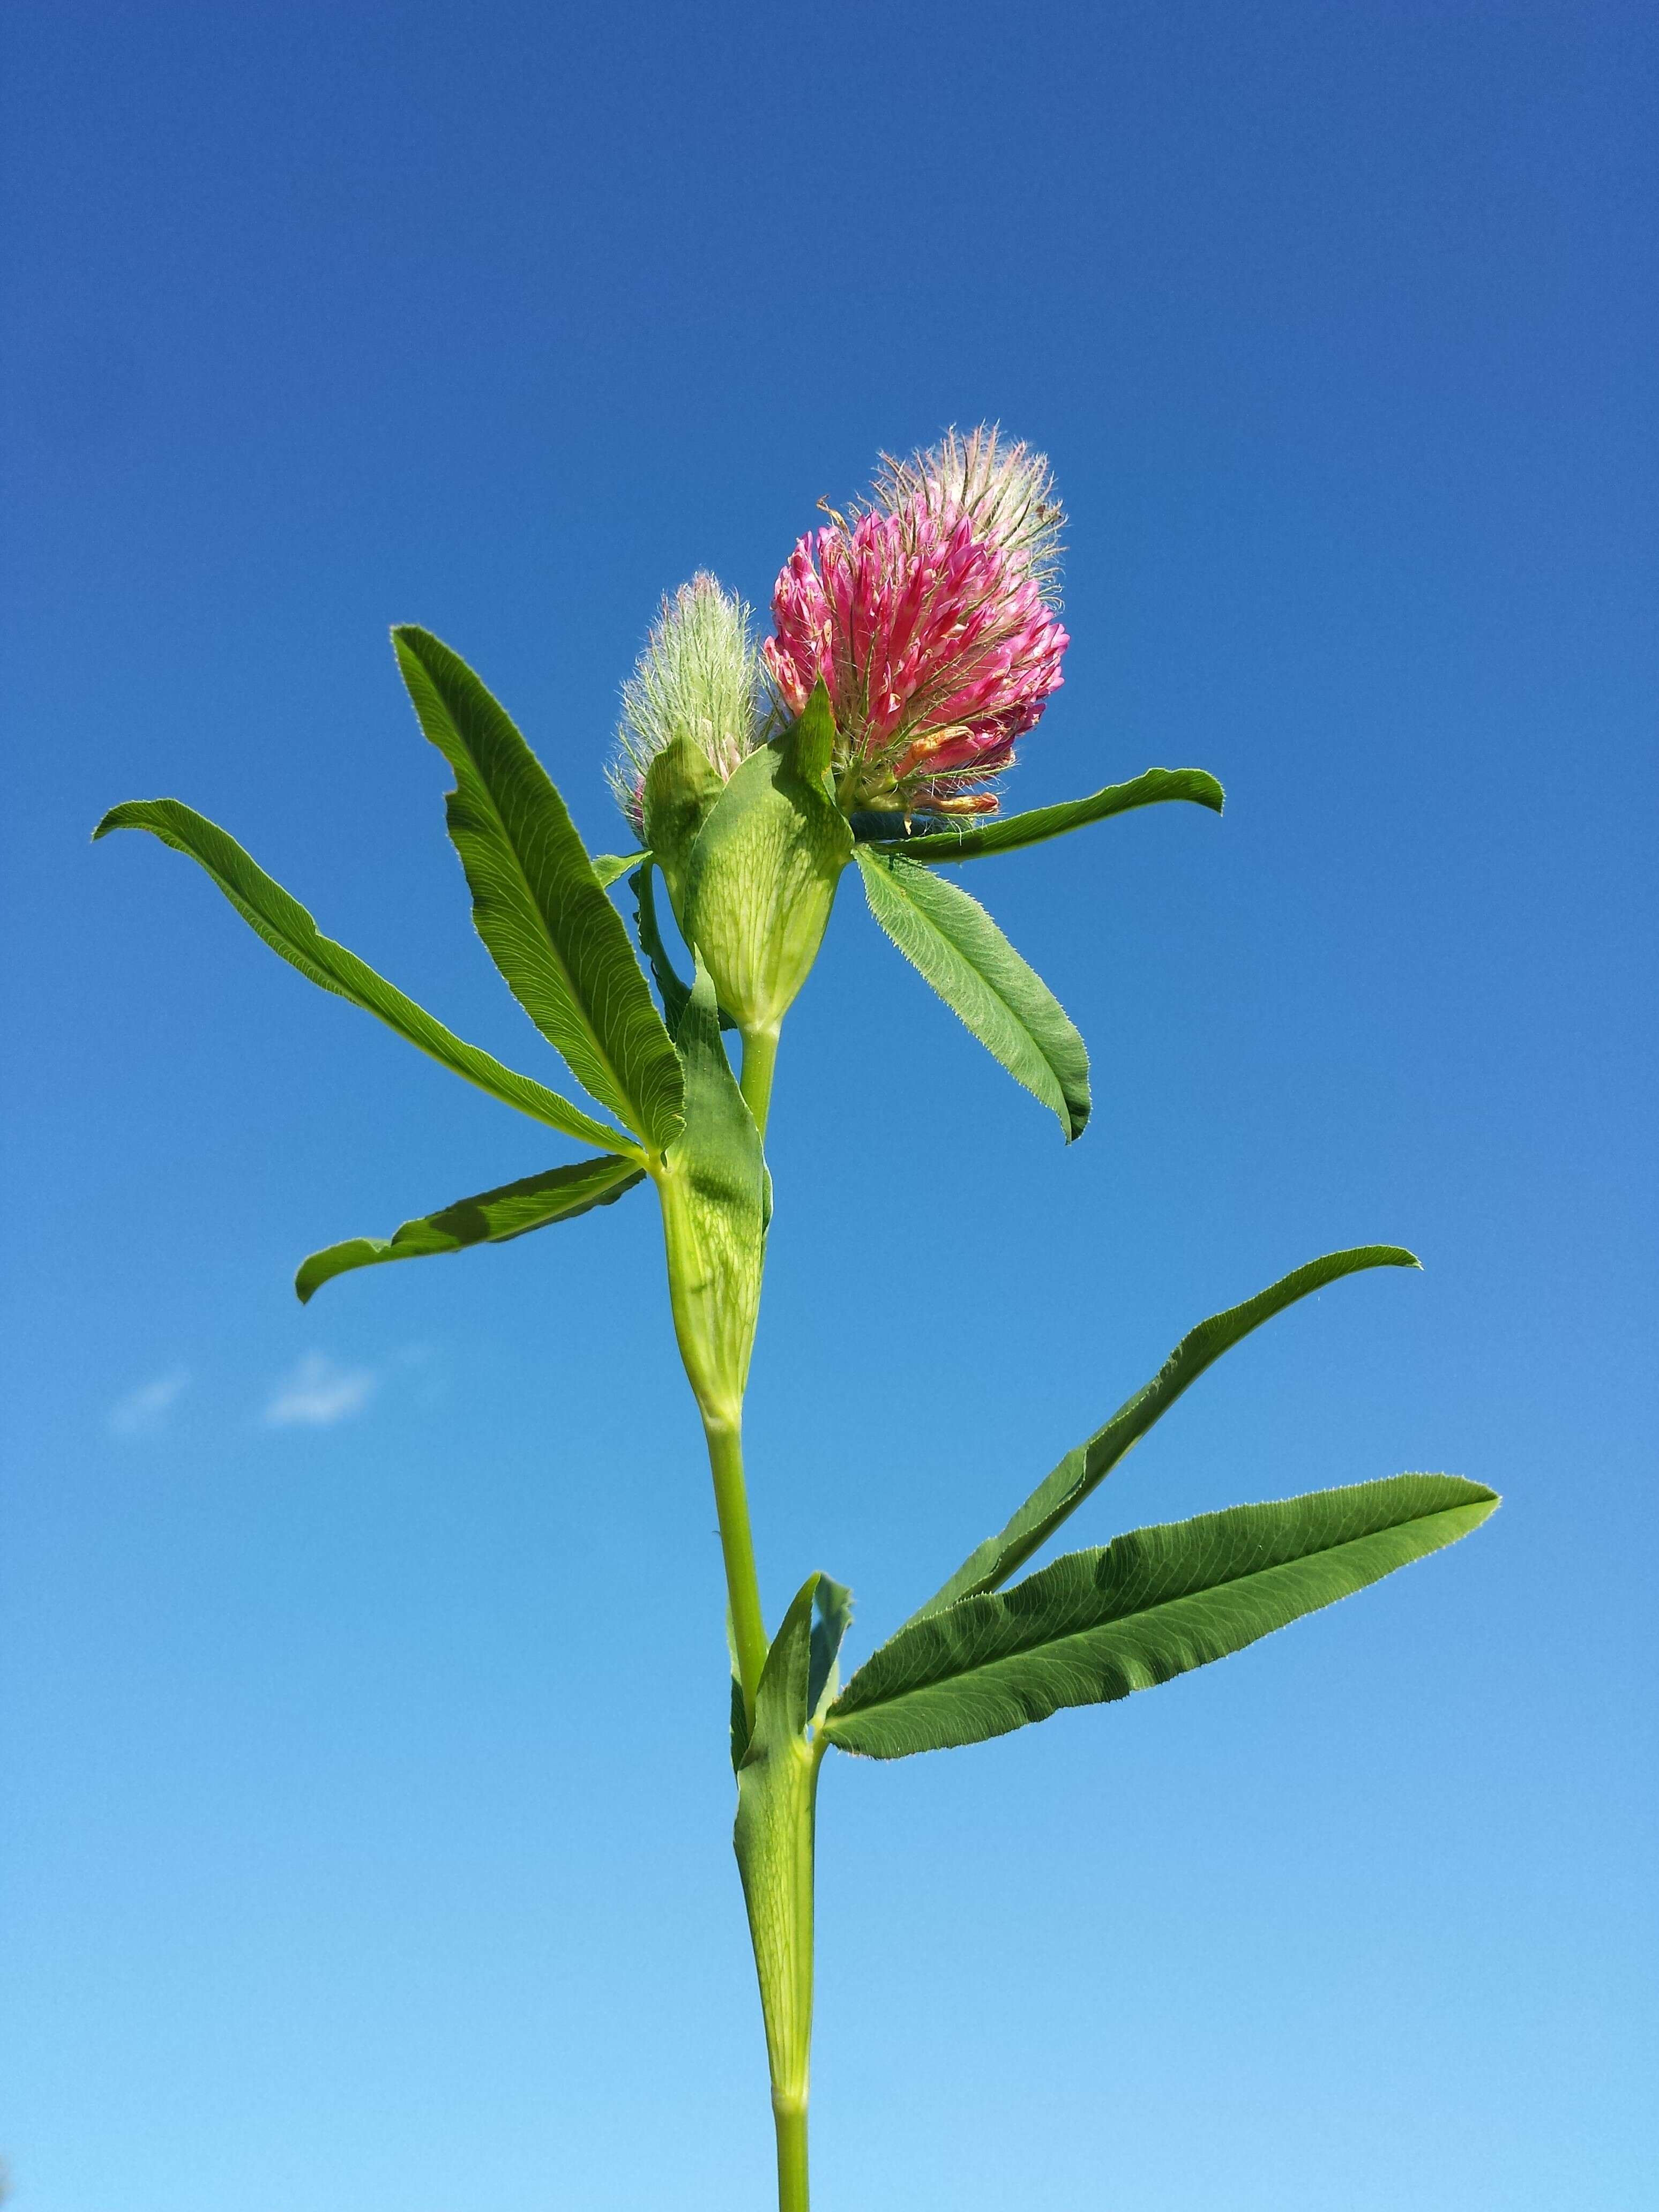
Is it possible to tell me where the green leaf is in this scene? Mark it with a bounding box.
[628,860,738,1036]
[592,851,645,889]
[630,855,722,1036]
[856,846,1090,1140]
[746,1575,818,1757]
[656,957,768,1420]
[392,625,684,1153]
[733,1573,823,2102]
[682,684,853,1033]
[729,1641,751,1773]
[808,1576,855,1725]
[294,1153,645,1303]
[93,799,636,1155]
[872,766,1225,864]
[825,1474,1498,1759]
[913,1245,1421,1624]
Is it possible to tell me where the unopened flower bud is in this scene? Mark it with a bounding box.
[609,574,767,888]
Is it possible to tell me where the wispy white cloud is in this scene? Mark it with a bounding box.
[109,1369,190,1437]
[262,1352,377,1428]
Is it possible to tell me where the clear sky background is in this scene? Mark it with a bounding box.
[3,4,1654,2208]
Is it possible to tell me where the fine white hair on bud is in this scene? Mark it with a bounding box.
[609,573,767,838]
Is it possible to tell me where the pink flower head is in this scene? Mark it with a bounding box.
[763,427,1069,819]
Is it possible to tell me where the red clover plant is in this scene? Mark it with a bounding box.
[98,427,1497,2210]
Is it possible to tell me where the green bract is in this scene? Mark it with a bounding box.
[657,958,769,1426]
[642,734,726,918]
[98,607,1492,2212]
[733,1573,829,2198]
[681,684,853,1043]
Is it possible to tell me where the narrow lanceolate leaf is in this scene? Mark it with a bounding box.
[856,846,1090,1140]
[826,1475,1498,1759]
[294,1153,645,1304]
[392,626,684,1153]
[93,800,636,1155]
[630,857,691,1034]
[911,1246,1420,1625]
[871,766,1225,864]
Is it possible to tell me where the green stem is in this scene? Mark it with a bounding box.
[703,1414,768,1723]
[774,2097,810,2211]
[660,1018,813,2208]
[708,1396,818,2212]
[739,1022,780,1138]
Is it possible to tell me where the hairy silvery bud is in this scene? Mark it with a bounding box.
[613,576,850,1043]
[610,573,767,913]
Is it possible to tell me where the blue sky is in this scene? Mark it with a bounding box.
[3,3,1654,2207]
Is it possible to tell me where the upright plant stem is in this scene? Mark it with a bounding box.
[774,2098,811,2210]
[698,1347,819,2212]
[674,1012,817,2209]
[704,1413,768,1722]
[739,1022,780,1138]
